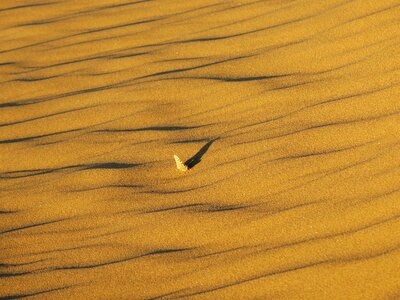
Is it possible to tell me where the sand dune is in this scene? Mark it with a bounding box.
[1,0,400,299]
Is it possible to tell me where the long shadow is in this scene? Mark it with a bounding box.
[185,138,218,169]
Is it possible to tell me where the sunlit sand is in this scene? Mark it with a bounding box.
[1,0,400,299]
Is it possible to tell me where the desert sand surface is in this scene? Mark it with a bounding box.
[1,0,400,299]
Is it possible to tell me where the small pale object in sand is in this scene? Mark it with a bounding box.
[174,155,188,172]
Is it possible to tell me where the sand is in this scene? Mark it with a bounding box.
[1,0,400,299]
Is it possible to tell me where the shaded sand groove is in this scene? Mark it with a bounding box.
[1,0,400,299]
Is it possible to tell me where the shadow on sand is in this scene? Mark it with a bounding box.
[185,138,218,169]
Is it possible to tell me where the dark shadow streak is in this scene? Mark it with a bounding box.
[0,210,16,214]
[0,162,141,179]
[96,125,207,133]
[0,285,76,299]
[0,218,69,235]
[185,138,218,169]
[0,2,57,13]
[50,248,193,271]
[171,138,211,144]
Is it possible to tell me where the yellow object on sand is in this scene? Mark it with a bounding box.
[174,155,188,172]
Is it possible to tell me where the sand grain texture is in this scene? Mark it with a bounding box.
[1,0,400,299]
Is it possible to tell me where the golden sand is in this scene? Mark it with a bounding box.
[1,0,400,299]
